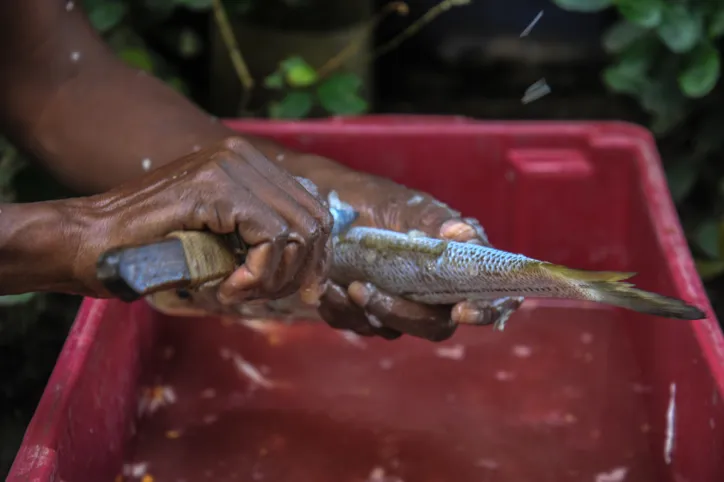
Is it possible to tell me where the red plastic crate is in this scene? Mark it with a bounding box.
[8,117,724,482]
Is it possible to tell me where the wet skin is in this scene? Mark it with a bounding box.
[0,1,520,341]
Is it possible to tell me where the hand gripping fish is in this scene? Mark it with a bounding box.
[102,185,705,325]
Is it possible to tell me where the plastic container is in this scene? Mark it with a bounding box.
[8,117,724,482]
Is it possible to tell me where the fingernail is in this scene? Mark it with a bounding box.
[347,281,372,307]
[451,304,481,324]
[439,220,476,241]
[460,308,486,324]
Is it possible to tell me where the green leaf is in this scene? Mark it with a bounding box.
[656,4,703,53]
[678,42,721,98]
[603,65,645,94]
[551,0,613,12]
[263,71,285,90]
[279,56,318,88]
[86,1,127,33]
[693,220,721,259]
[602,33,660,94]
[602,20,648,54]
[634,61,690,135]
[0,293,36,307]
[614,0,663,28]
[601,49,651,94]
[269,92,314,119]
[119,47,154,72]
[316,73,368,116]
[710,8,724,38]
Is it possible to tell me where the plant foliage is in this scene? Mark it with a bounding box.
[553,0,724,281]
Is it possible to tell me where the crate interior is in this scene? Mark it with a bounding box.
[122,304,660,482]
[32,121,722,482]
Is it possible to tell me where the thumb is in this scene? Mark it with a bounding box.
[439,217,492,246]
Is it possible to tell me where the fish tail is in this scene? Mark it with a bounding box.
[540,264,706,321]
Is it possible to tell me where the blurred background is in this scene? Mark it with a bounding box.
[2,0,724,474]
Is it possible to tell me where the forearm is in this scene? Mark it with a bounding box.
[0,2,229,193]
[0,1,351,195]
[0,202,84,295]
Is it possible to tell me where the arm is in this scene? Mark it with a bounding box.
[0,1,336,298]
[0,0,343,194]
[0,1,505,341]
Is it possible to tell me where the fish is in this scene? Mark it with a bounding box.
[147,190,705,324]
[331,227,704,321]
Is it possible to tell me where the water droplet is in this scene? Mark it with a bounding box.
[495,370,515,381]
[379,358,394,370]
[367,314,383,328]
[512,344,532,358]
[435,344,465,360]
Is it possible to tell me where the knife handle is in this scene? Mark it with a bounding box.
[96,231,245,301]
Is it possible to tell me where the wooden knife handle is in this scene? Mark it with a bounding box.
[95,231,245,301]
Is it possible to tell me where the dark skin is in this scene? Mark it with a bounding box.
[0,1,521,341]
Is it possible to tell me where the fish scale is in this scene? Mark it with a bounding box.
[332,228,559,303]
[330,227,704,320]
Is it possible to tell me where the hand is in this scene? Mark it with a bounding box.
[316,171,524,342]
[66,137,333,301]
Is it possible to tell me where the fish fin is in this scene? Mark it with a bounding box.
[539,263,705,321]
[539,263,636,283]
[588,281,705,321]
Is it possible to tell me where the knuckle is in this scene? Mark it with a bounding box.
[318,208,334,234]
[296,215,322,244]
[267,218,290,243]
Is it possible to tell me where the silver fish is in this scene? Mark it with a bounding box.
[331,227,704,320]
[148,192,705,323]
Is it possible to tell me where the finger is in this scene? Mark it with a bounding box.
[224,140,334,297]
[392,197,462,237]
[226,138,333,241]
[347,282,456,342]
[216,155,310,295]
[451,297,524,326]
[320,283,401,340]
[439,218,491,246]
[317,283,376,336]
[291,176,335,302]
[226,138,331,225]
[218,243,279,304]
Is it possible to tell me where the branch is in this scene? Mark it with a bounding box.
[316,2,409,79]
[373,0,471,59]
[211,0,254,113]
